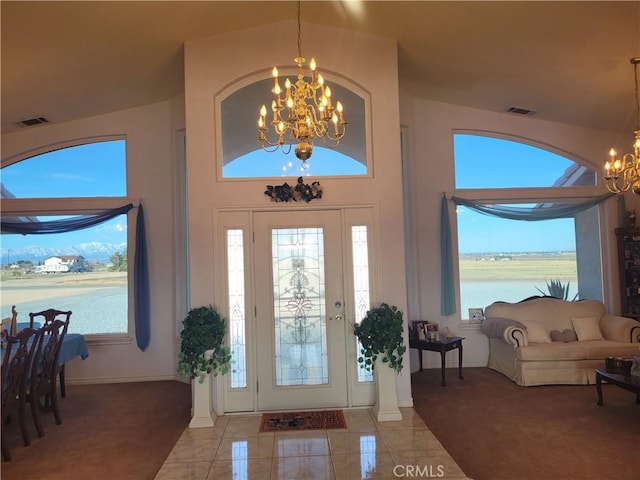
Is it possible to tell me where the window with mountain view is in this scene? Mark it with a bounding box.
[1,140,129,335]
[454,134,602,320]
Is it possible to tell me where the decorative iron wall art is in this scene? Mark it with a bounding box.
[265,177,323,202]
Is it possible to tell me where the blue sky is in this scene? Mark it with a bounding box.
[223,146,366,178]
[454,134,588,253]
[1,135,588,257]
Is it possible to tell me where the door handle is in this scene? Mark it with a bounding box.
[333,314,343,321]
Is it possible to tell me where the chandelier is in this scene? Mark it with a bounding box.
[604,57,640,194]
[257,1,347,168]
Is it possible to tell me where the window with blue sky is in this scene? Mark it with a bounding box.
[1,140,129,335]
[453,134,601,319]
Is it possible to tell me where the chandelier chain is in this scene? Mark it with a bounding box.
[603,57,640,195]
[297,1,302,60]
[635,59,640,129]
[256,0,348,165]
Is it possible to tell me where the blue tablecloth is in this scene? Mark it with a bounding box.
[1,333,89,366]
[58,333,89,365]
[16,321,41,331]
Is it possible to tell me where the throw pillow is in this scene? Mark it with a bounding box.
[550,329,578,342]
[519,320,551,343]
[571,316,603,341]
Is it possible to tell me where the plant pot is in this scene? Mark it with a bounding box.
[189,349,216,428]
[373,357,402,422]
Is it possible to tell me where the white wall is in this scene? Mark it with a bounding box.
[1,100,183,383]
[399,93,625,370]
[184,21,412,409]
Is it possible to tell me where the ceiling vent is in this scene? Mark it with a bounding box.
[504,106,536,116]
[19,116,49,127]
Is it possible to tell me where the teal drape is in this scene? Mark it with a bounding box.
[440,196,456,315]
[440,193,613,315]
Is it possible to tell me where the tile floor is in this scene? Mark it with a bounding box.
[154,408,470,480]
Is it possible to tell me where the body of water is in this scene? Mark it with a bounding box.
[2,285,127,335]
[460,279,580,319]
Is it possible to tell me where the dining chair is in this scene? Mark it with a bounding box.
[28,309,71,397]
[1,327,41,462]
[28,309,71,329]
[27,319,68,439]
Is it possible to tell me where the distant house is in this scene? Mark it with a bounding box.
[38,255,87,273]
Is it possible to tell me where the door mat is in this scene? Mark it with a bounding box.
[259,410,347,432]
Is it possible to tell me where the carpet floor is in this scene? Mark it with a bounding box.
[411,367,640,480]
[0,380,191,480]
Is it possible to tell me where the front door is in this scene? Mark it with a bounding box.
[254,210,348,410]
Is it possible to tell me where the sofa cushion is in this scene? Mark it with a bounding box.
[484,297,606,333]
[550,329,578,342]
[571,316,604,341]
[516,343,587,361]
[581,340,640,359]
[519,320,551,343]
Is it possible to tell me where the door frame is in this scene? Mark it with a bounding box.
[214,205,382,413]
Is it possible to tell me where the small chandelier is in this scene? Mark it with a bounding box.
[604,57,640,194]
[257,0,347,168]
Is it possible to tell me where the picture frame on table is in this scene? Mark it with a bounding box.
[468,308,484,323]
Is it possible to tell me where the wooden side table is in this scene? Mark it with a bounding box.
[409,336,465,386]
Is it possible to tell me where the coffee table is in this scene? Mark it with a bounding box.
[409,336,464,386]
[595,368,640,405]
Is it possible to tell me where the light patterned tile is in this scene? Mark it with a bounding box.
[272,455,335,480]
[327,431,385,456]
[379,428,445,453]
[206,458,274,480]
[164,430,222,463]
[342,410,378,432]
[154,460,211,480]
[331,452,396,480]
[373,408,429,430]
[223,415,271,438]
[388,451,468,479]
[215,436,275,461]
[274,430,330,457]
[156,409,468,480]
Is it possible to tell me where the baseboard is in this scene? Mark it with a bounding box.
[65,374,180,385]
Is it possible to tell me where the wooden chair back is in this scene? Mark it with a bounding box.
[29,309,72,331]
[1,327,41,461]
[28,319,68,437]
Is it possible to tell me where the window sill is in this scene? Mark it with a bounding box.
[458,322,483,331]
[84,334,133,346]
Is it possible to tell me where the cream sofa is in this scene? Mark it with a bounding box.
[482,297,640,386]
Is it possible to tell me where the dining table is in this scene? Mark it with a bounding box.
[1,331,89,397]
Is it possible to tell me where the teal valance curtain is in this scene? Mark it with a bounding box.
[1,203,150,351]
[440,193,614,315]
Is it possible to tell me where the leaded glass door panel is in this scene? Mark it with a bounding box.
[254,210,347,410]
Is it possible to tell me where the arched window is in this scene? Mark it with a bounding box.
[219,76,369,178]
[1,140,130,336]
[453,134,602,320]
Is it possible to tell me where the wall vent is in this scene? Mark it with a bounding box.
[19,116,49,127]
[504,106,536,116]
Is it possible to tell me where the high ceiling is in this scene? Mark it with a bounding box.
[2,1,639,136]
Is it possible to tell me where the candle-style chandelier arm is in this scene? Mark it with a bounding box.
[256,0,348,164]
[604,58,640,194]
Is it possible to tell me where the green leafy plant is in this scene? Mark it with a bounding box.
[177,305,232,383]
[535,278,578,301]
[353,303,406,374]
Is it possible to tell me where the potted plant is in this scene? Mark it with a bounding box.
[178,305,232,383]
[353,302,406,421]
[177,305,232,428]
